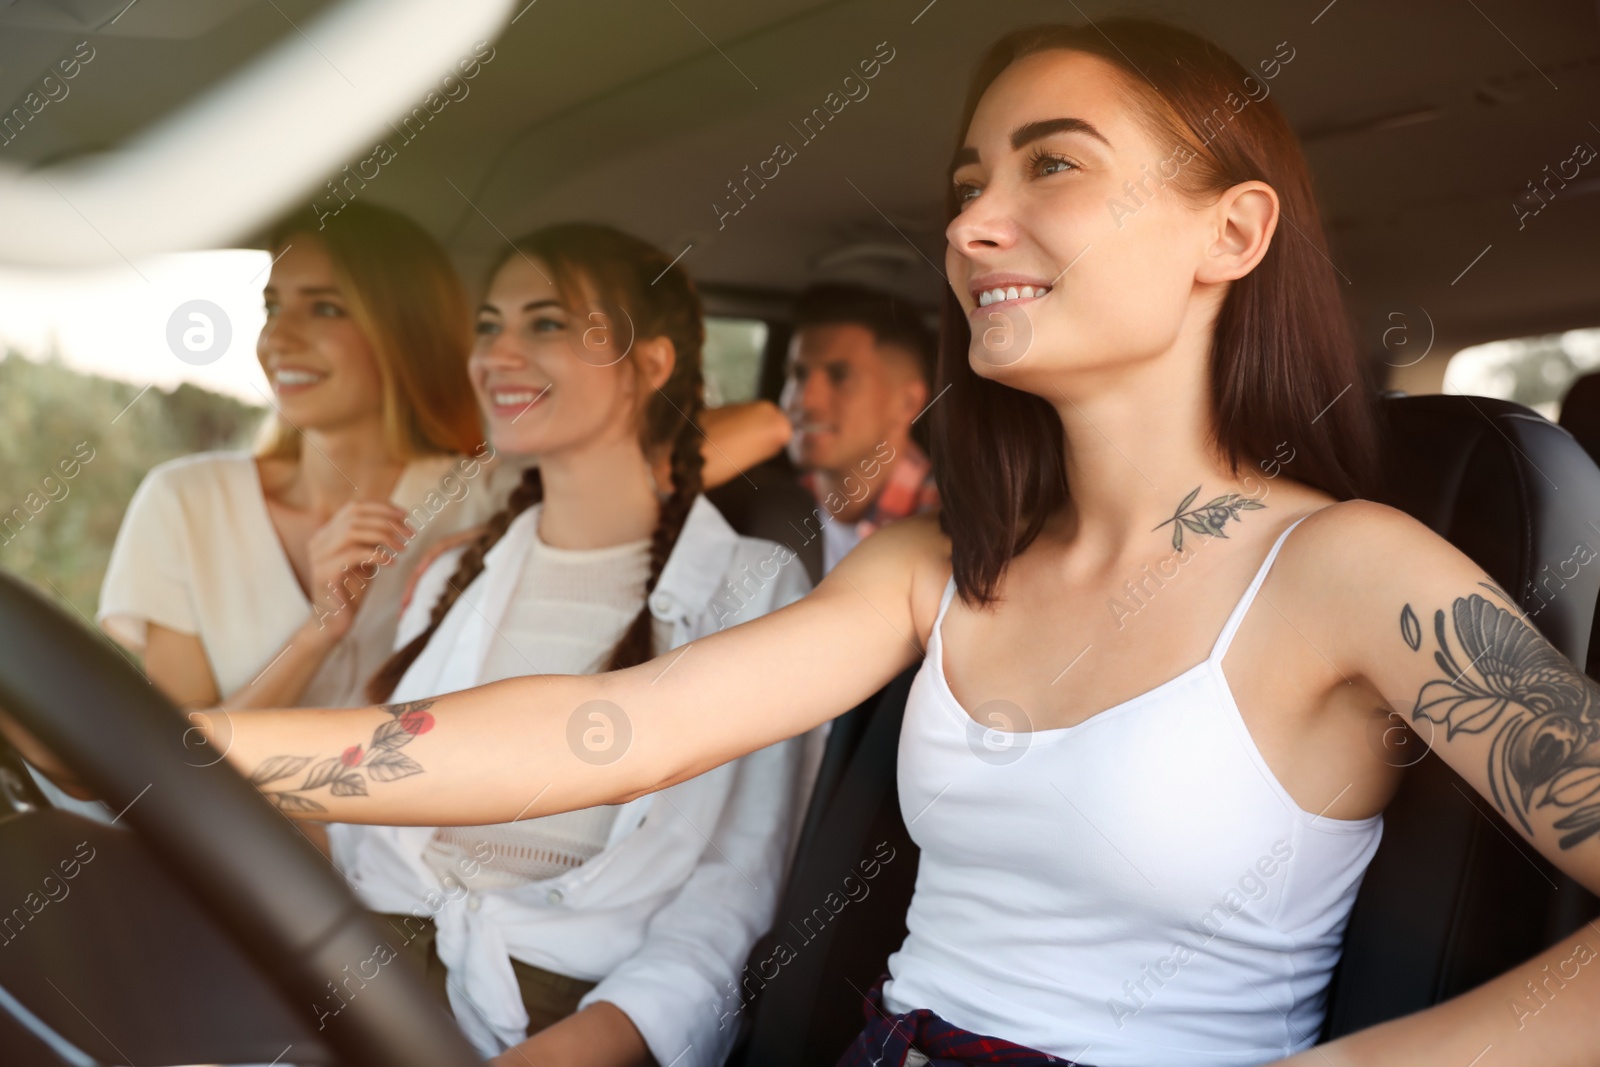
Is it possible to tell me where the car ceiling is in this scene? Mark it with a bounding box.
[2,0,1598,357]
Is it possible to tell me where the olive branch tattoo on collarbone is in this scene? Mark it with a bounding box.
[250,700,436,813]
[1152,485,1266,552]
[1400,587,1600,850]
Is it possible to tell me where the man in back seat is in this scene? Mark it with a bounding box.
[778,284,940,572]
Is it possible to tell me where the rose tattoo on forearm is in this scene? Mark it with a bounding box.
[250,700,436,813]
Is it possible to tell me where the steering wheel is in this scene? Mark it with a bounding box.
[0,570,485,1067]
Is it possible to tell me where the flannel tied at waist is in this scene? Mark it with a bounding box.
[834,974,1091,1067]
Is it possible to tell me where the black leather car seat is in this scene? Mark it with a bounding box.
[1321,393,1600,1036]
[1555,370,1600,678]
[706,455,825,587]
[728,392,1600,1066]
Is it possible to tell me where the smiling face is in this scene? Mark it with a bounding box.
[946,49,1221,389]
[469,255,650,458]
[257,237,388,431]
[781,323,926,474]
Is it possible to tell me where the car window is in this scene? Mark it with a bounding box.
[701,316,768,407]
[1442,327,1600,420]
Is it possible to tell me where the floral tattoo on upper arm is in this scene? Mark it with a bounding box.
[251,700,435,813]
[1402,586,1600,849]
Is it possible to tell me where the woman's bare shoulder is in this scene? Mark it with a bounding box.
[1289,498,1448,565]
[851,510,951,576]
[822,512,952,643]
[1278,497,1493,614]
[1246,498,1511,698]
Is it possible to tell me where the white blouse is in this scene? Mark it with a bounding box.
[329,497,821,1067]
[97,449,505,707]
[424,530,657,885]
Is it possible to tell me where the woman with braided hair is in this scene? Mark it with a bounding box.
[326,222,814,1067]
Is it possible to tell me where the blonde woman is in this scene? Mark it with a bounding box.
[99,203,494,717]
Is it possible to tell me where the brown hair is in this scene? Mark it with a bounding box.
[257,202,483,460]
[935,20,1380,604]
[793,283,937,386]
[367,223,707,701]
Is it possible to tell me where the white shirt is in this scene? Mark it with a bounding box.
[329,497,820,1067]
[821,518,863,574]
[478,526,658,681]
[426,530,656,885]
[97,450,503,706]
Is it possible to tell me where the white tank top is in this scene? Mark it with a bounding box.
[883,516,1383,1067]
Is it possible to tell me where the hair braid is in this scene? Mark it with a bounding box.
[363,222,709,698]
[604,394,706,672]
[366,467,545,702]
[602,243,707,671]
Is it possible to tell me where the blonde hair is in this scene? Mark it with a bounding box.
[256,202,483,460]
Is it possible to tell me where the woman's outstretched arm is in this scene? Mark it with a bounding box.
[207,516,941,827]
